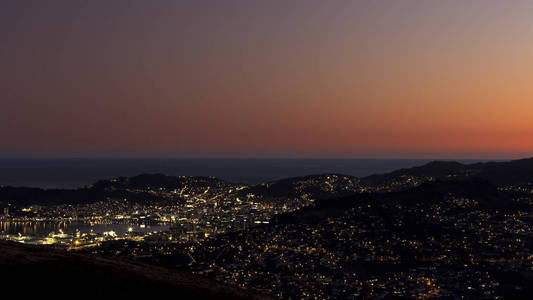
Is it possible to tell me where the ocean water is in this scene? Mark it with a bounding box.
[0,158,483,189]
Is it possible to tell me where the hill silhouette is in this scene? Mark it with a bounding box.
[361,158,533,186]
[274,179,506,225]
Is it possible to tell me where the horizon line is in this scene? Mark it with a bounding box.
[0,156,519,161]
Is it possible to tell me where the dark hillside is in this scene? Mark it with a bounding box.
[361,158,533,186]
[0,240,270,299]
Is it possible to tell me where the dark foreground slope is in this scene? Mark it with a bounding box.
[0,240,269,299]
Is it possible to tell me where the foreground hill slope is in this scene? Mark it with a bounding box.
[0,240,270,299]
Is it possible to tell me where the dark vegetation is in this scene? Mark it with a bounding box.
[0,240,270,299]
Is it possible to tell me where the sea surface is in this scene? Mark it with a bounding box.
[0,158,486,189]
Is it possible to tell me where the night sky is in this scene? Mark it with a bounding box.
[2,1,533,158]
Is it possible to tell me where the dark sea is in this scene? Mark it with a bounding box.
[0,158,485,189]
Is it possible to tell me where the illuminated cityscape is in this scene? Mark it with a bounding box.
[2,160,533,299]
[0,174,364,246]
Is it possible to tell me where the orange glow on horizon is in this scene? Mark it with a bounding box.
[1,1,533,158]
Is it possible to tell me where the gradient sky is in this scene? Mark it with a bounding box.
[2,0,533,159]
